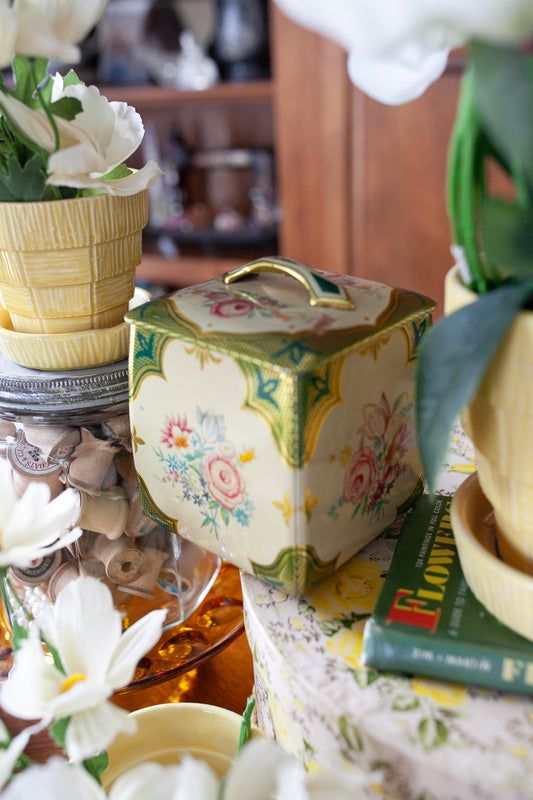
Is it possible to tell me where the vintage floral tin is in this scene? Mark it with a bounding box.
[126,258,435,594]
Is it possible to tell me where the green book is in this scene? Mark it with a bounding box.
[361,493,533,694]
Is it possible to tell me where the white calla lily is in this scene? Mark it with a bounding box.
[0,576,167,762]
[0,757,106,800]
[274,0,533,103]
[0,458,81,569]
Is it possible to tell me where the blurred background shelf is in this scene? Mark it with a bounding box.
[93,0,461,310]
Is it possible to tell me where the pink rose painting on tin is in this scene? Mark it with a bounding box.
[330,391,413,524]
[156,407,255,536]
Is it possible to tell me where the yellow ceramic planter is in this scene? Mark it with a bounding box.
[0,191,148,335]
[446,266,533,575]
[102,702,258,791]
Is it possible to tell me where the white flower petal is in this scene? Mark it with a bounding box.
[224,739,295,800]
[109,758,219,800]
[0,727,34,789]
[0,477,81,568]
[346,46,450,105]
[0,757,107,800]
[106,101,145,167]
[65,700,136,762]
[13,0,109,63]
[105,607,167,688]
[0,3,17,69]
[50,576,122,679]
[0,628,64,720]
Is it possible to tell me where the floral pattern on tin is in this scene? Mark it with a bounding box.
[155,407,255,535]
[328,391,413,523]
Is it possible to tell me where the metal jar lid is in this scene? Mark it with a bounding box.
[0,351,129,424]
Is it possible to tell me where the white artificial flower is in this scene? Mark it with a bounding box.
[0,575,167,762]
[6,0,108,68]
[0,81,161,196]
[273,0,533,104]
[0,458,81,569]
[0,757,106,800]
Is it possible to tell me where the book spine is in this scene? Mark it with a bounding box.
[362,618,533,694]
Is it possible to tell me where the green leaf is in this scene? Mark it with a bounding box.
[471,42,533,196]
[482,196,533,282]
[416,280,533,491]
[63,69,83,88]
[83,751,109,783]
[11,56,48,105]
[238,696,255,751]
[9,617,28,650]
[0,152,46,201]
[98,163,133,182]
[48,95,82,121]
[49,717,69,747]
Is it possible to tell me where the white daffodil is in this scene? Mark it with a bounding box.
[0,575,167,762]
[273,0,533,104]
[108,757,219,800]
[107,740,378,800]
[0,458,81,569]
[0,0,109,69]
[1,757,106,800]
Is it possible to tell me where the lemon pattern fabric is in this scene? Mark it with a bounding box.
[242,423,533,800]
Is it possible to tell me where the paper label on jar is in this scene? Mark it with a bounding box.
[12,551,62,584]
[7,436,61,476]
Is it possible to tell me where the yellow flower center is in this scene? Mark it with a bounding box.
[174,436,189,448]
[61,673,87,693]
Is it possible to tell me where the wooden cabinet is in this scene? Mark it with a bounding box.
[272,6,462,315]
[110,2,461,314]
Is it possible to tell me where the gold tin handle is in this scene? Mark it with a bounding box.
[223,256,355,310]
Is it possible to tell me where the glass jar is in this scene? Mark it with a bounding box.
[0,353,219,641]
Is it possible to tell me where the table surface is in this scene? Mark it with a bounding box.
[0,629,254,763]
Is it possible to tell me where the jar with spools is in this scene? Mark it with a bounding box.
[0,353,219,652]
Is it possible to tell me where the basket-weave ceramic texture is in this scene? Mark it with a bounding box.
[445,266,533,574]
[0,192,147,334]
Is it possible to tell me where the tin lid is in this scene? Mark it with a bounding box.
[125,257,436,370]
[0,352,129,422]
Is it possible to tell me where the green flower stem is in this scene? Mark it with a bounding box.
[446,68,488,294]
[238,696,256,751]
[4,574,32,622]
[0,569,65,673]
[30,59,59,153]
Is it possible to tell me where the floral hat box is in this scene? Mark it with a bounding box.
[126,258,435,594]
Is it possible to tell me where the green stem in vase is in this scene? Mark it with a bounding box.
[0,569,64,673]
[447,68,488,294]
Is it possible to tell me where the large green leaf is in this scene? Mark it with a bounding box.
[11,56,48,105]
[416,280,533,491]
[471,41,533,196]
[482,196,533,281]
